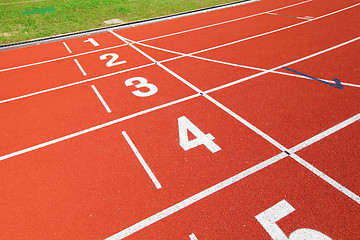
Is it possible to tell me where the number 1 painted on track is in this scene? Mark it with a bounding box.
[84,38,100,47]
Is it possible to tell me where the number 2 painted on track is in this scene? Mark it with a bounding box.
[125,77,158,97]
[178,116,221,153]
[256,199,332,240]
[100,53,127,67]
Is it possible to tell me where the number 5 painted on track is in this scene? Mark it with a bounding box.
[255,199,332,240]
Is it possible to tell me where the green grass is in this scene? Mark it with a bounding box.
[0,0,245,45]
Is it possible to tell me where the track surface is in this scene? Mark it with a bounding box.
[0,0,359,239]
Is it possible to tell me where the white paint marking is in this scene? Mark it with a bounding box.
[73,59,87,76]
[190,2,360,56]
[189,233,199,240]
[0,62,155,104]
[0,94,199,162]
[128,40,360,89]
[290,153,360,205]
[62,42,72,54]
[91,85,112,113]
[122,131,162,189]
[256,200,333,239]
[137,0,313,43]
[105,152,287,240]
[205,36,360,94]
[0,0,312,73]
[256,199,295,240]
[291,114,360,152]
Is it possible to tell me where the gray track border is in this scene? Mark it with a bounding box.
[0,0,257,51]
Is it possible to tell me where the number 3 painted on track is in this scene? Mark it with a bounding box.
[125,77,158,97]
[256,200,332,240]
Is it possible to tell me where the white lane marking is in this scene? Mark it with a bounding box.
[0,94,199,162]
[91,85,112,113]
[0,43,128,73]
[122,131,162,189]
[1,2,358,104]
[290,114,360,152]
[205,36,360,94]
[137,0,313,43]
[0,0,47,5]
[0,0,312,73]
[189,233,199,240]
[73,59,87,76]
[0,62,155,104]
[105,152,287,240]
[290,153,360,204]
[191,2,360,56]
[62,42,72,54]
[127,40,360,89]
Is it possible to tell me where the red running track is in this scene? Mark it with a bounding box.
[0,0,359,239]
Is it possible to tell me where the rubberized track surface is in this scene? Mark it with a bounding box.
[0,0,360,239]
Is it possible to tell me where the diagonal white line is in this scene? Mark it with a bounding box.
[105,152,287,240]
[91,85,112,113]
[74,59,87,76]
[62,42,72,54]
[122,131,162,189]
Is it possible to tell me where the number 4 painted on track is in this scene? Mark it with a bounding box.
[178,116,221,153]
[256,199,332,240]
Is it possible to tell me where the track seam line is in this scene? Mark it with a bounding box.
[0,0,312,73]
[2,2,358,104]
[91,85,112,113]
[122,131,162,189]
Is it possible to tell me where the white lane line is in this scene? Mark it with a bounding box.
[265,12,312,21]
[290,153,360,204]
[137,0,313,43]
[0,43,128,73]
[205,36,360,94]
[290,113,360,152]
[1,1,357,104]
[105,152,287,240]
[0,62,155,104]
[189,233,199,240]
[128,40,360,89]
[91,85,112,113]
[191,2,360,56]
[62,42,72,54]
[122,131,162,189]
[0,0,312,73]
[0,94,199,162]
[73,59,87,76]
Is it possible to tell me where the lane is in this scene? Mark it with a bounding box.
[208,72,360,148]
[115,0,308,42]
[0,97,281,239]
[110,157,360,239]
[272,0,360,18]
[297,121,360,196]
[0,65,196,156]
[197,3,360,69]
[0,0,305,72]
[135,14,302,54]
